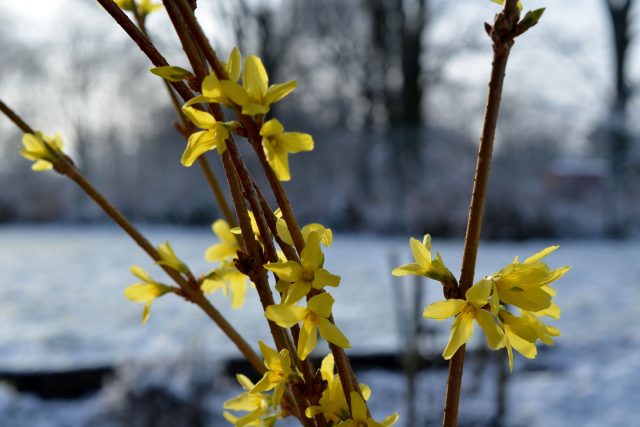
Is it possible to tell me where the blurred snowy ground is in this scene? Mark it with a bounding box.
[0,225,638,426]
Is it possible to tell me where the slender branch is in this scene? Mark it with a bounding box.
[0,99,265,376]
[96,0,194,102]
[442,1,520,426]
[0,100,34,133]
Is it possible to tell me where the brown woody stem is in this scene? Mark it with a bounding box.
[442,1,520,426]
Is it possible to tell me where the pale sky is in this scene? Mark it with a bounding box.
[1,0,637,150]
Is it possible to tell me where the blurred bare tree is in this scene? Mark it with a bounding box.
[602,0,634,236]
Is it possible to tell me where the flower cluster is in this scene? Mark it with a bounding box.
[151,47,314,181]
[394,236,568,370]
[305,354,398,426]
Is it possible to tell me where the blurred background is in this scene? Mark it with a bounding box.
[0,0,639,426]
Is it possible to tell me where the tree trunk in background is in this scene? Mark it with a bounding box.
[604,0,632,237]
[364,0,427,230]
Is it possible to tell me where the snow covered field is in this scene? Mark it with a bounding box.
[0,225,638,426]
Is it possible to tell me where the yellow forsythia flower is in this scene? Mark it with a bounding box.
[265,293,349,360]
[487,246,569,312]
[180,107,236,166]
[206,219,240,262]
[392,234,455,283]
[260,119,313,181]
[424,279,505,359]
[20,131,65,171]
[124,265,175,323]
[342,392,399,427]
[221,54,297,115]
[264,232,340,303]
[202,261,248,309]
[251,341,297,409]
[306,354,372,423]
[223,374,279,427]
[184,47,242,109]
[155,241,189,274]
[276,214,333,248]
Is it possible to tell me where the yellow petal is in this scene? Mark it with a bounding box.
[443,312,474,359]
[32,160,53,171]
[318,317,350,348]
[220,80,251,106]
[422,234,432,250]
[260,119,284,138]
[181,130,217,167]
[265,304,306,328]
[307,293,334,318]
[124,283,172,302]
[499,286,552,312]
[423,300,465,320]
[226,47,242,82]
[51,133,65,151]
[149,65,191,82]
[277,132,314,153]
[251,372,275,393]
[263,140,291,181]
[201,278,226,294]
[264,261,302,282]
[301,231,323,271]
[213,219,236,243]
[265,80,298,105]
[392,263,426,277]
[258,340,279,367]
[183,94,210,109]
[301,223,333,246]
[465,279,492,308]
[524,245,559,264]
[141,301,152,323]
[410,237,431,269]
[380,413,400,427]
[243,55,269,100]
[205,242,236,262]
[22,133,44,152]
[201,73,226,102]
[349,391,367,422]
[272,382,285,409]
[236,374,255,391]
[475,309,505,349]
[241,102,270,116]
[282,281,311,305]
[229,273,248,309]
[507,327,538,359]
[275,218,293,246]
[320,353,335,380]
[312,268,340,289]
[130,265,154,283]
[156,241,188,274]
[182,106,216,129]
[534,301,561,319]
[297,318,318,360]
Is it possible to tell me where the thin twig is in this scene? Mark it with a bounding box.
[0,99,265,375]
[442,1,521,426]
